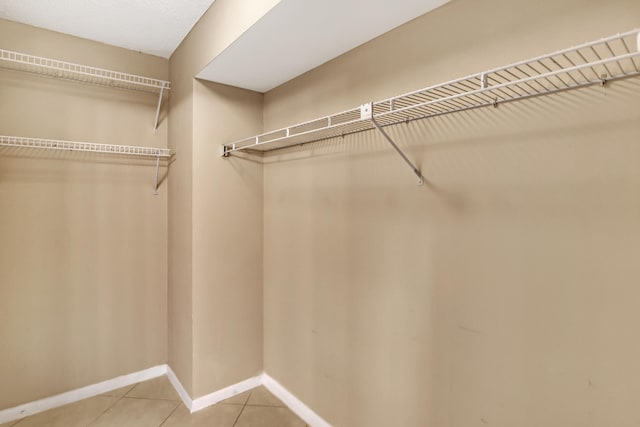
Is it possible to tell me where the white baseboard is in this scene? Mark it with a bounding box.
[165,370,332,426]
[165,366,261,413]
[191,374,262,412]
[166,366,193,410]
[0,365,167,424]
[263,373,332,427]
[0,366,332,427]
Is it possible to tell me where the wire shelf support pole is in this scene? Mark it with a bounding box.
[363,103,424,186]
[154,86,165,132]
[153,153,161,195]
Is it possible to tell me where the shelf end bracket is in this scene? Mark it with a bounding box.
[365,104,423,186]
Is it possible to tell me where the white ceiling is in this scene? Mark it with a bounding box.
[197,0,450,92]
[0,0,216,58]
[0,0,450,91]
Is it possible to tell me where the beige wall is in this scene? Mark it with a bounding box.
[167,20,196,396]
[192,79,264,397]
[4,0,640,423]
[262,0,640,426]
[0,20,169,409]
[168,0,277,397]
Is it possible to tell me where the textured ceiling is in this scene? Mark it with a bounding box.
[197,0,450,92]
[0,0,215,58]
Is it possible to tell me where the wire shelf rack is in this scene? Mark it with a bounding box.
[222,29,640,156]
[0,136,172,158]
[0,49,171,94]
[0,136,172,193]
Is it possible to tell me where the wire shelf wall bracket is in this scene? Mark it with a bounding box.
[0,136,173,194]
[154,86,166,133]
[361,102,424,185]
[221,29,640,184]
[0,49,171,130]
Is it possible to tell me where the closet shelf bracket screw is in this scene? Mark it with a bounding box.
[600,74,608,86]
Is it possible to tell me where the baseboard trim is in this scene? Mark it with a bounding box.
[165,366,193,410]
[167,371,332,426]
[0,367,332,427]
[191,374,263,413]
[0,365,167,424]
[263,373,332,427]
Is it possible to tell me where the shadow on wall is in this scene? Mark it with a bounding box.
[261,77,639,164]
[0,149,171,188]
[262,75,640,425]
[258,78,639,214]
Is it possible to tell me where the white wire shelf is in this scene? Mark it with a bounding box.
[0,136,172,193]
[0,49,171,94]
[222,29,640,156]
[0,49,171,130]
[0,136,172,158]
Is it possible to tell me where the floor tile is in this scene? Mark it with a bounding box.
[218,390,251,406]
[11,396,118,427]
[234,406,305,427]
[245,386,285,407]
[125,377,180,401]
[160,403,241,427]
[89,398,179,427]
[100,384,137,398]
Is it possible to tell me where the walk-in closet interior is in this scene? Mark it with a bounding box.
[1,0,640,426]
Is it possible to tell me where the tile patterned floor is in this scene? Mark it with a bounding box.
[2,377,307,427]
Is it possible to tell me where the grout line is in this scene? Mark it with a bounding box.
[85,385,133,427]
[119,396,182,402]
[239,391,252,407]
[231,404,247,427]
[124,382,140,396]
[244,403,286,408]
[231,390,252,427]
[157,402,181,427]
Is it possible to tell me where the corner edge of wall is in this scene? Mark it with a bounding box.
[262,373,332,427]
[166,365,194,410]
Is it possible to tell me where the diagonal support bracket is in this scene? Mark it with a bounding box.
[153,153,161,195]
[154,86,165,133]
[362,103,423,186]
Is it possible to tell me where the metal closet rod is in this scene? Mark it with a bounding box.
[221,28,640,185]
[0,135,172,194]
